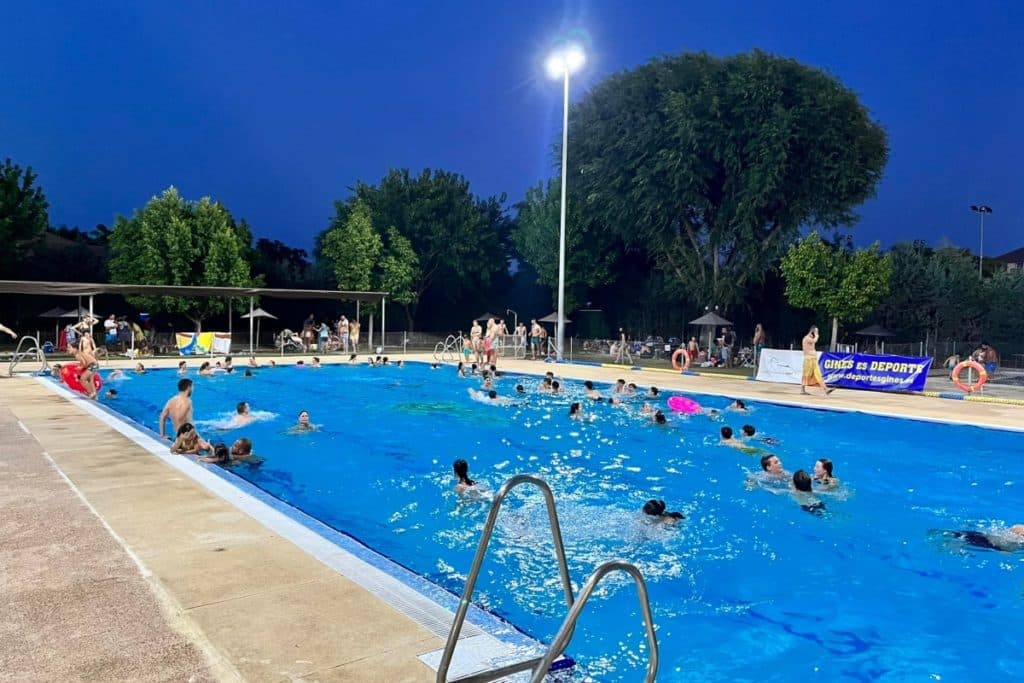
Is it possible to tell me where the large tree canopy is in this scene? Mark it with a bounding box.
[0,158,50,276]
[108,187,254,330]
[569,50,889,311]
[317,168,507,328]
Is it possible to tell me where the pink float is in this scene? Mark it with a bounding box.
[667,395,701,414]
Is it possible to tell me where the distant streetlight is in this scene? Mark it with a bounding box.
[546,43,585,360]
[970,204,993,279]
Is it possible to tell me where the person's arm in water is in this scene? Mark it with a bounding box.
[0,322,16,339]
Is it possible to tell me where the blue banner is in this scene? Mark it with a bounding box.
[819,352,933,392]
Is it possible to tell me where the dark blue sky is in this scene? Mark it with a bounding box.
[2,1,1021,256]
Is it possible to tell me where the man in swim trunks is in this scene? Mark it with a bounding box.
[159,378,194,440]
[232,401,254,427]
[529,319,542,360]
[469,319,483,364]
[70,338,99,399]
[800,325,832,396]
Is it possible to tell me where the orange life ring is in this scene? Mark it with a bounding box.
[952,360,988,393]
[672,348,691,372]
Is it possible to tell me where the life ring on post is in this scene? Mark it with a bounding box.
[671,348,691,372]
[951,360,988,393]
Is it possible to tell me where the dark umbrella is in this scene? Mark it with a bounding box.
[855,323,895,353]
[474,312,503,322]
[689,312,733,350]
[39,307,66,344]
[537,312,573,324]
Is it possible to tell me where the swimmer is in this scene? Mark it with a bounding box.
[134,362,146,374]
[382,356,390,365]
[291,410,317,431]
[728,399,747,411]
[232,401,254,427]
[170,422,211,454]
[538,377,553,393]
[296,360,306,367]
[642,499,685,523]
[243,369,253,377]
[397,360,404,368]
[268,360,277,368]
[741,424,756,438]
[813,458,839,489]
[515,384,526,394]
[198,361,213,376]
[746,454,789,491]
[471,363,479,375]
[348,354,357,363]
[230,437,256,460]
[550,380,562,395]
[159,378,194,440]
[568,402,583,420]
[792,469,826,516]
[177,360,187,374]
[457,361,466,378]
[760,454,787,479]
[583,380,602,400]
[224,356,233,370]
[614,379,627,394]
[453,458,476,495]
[311,356,322,368]
[647,386,660,398]
[627,383,638,395]
[482,375,494,390]
[652,410,667,425]
[200,438,257,464]
[108,369,125,380]
[104,389,118,400]
[50,363,62,377]
[430,363,439,369]
[248,356,259,368]
[640,402,654,415]
[720,426,745,448]
[197,442,231,464]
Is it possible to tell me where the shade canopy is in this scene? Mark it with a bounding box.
[689,312,732,327]
[474,312,503,322]
[241,307,278,320]
[538,312,572,323]
[59,306,95,319]
[855,324,895,337]
[38,307,67,318]
[0,279,386,302]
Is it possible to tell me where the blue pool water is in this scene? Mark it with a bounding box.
[88,363,1023,681]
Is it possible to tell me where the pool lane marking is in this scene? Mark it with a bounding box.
[31,376,549,671]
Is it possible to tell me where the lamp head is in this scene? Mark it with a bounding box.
[546,44,586,78]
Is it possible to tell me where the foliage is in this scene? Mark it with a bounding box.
[252,238,314,288]
[379,227,419,307]
[0,158,50,276]
[567,50,888,312]
[319,199,381,292]
[511,180,620,311]
[317,168,507,328]
[781,232,891,348]
[108,187,254,330]
[982,268,1024,346]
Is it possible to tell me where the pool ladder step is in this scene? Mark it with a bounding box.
[436,474,659,683]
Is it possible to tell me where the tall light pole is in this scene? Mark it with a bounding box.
[546,44,585,360]
[970,204,993,279]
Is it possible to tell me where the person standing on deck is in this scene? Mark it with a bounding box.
[800,325,832,396]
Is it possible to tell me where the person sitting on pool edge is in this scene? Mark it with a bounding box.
[642,499,685,524]
[813,458,839,489]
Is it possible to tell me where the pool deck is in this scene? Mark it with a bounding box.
[2,352,1022,681]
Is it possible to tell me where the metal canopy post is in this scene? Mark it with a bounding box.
[381,296,386,351]
[356,301,361,352]
[249,296,254,356]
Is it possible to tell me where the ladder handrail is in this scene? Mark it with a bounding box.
[8,335,47,376]
[529,560,659,683]
[436,474,575,683]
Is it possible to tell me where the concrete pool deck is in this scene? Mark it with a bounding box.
[2,352,1022,681]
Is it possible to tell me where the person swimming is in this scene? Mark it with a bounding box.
[583,380,602,400]
[170,422,211,454]
[232,401,254,427]
[647,386,660,398]
[793,469,826,515]
[568,402,583,419]
[813,458,839,489]
[720,426,744,448]
[290,410,317,432]
[652,410,667,425]
[177,360,187,374]
[642,499,685,523]
[199,361,213,376]
[103,388,118,399]
[515,384,526,394]
[935,525,1024,552]
[453,458,476,495]
[728,399,747,411]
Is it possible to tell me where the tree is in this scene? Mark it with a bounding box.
[511,180,620,311]
[319,200,381,292]
[379,227,419,309]
[252,238,313,288]
[780,232,892,350]
[568,50,888,311]
[318,169,506,329]
[108,187,254,331]
[0,158,49,277]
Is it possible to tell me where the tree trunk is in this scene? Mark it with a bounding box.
[830,316,838,352]
[188,317,203,333]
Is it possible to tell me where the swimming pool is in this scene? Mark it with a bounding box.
[91,363,1023,681]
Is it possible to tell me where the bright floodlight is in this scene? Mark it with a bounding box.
[546,44,585,78]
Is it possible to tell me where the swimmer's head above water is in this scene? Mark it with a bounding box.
[642,499,684,521]
[761,454,783,475]
[793,470,813,492]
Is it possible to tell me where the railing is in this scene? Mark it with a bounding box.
[437,475,658,683]
[8,335,48,376]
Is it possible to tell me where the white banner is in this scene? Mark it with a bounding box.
[756,349,821,385]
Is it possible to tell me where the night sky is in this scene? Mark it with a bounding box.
[2,1,1021,256]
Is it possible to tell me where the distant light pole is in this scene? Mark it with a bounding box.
[970,204,993,279]
[546,44,585,360]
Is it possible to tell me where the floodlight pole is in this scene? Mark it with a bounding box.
[249,296,254,356]
[555,67,570,361]
[971,204,993,279]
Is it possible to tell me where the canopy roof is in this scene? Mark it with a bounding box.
[38,306,67,318]
[689,312,732,327]
[538,312,572,323]
[0,280,386,302]
[241,307,278,319]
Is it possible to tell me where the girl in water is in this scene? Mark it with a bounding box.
[453,459,476,495]
[813,458,839,489]
[289,410,317,432]
[170,423,212,454]
[642,499,685,524]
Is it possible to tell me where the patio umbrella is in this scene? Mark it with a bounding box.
[474,312,503,322]
[59,306,94,319]
[39,307,66,345]
[537,312,572,351]
[689,312,733,350]
[241,307,278,354]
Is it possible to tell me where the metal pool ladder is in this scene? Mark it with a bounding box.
[8,335,48,376]
[436,474,659,683]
